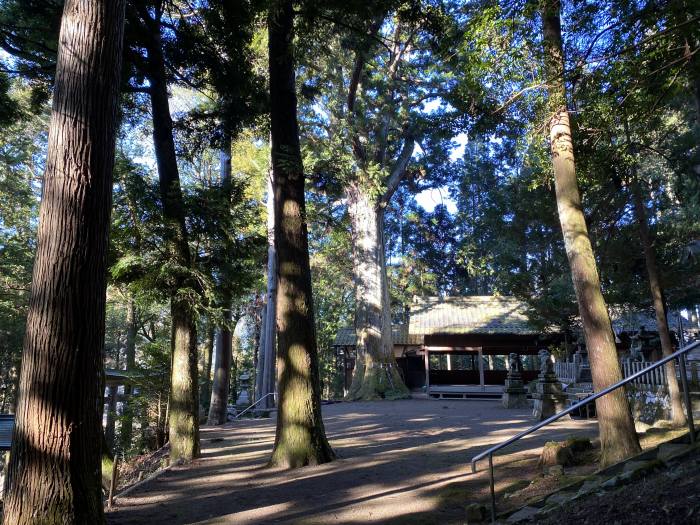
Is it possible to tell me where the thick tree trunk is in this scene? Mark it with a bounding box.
[268,0,334,468]
[2,1,125,523]
[541,0,640,467]
[630,178,686,426]
[346,185,409,400]
[120,297,137,452]
[145,20,199,462]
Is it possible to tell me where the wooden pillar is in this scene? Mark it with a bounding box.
[424,348,430,396]
[478,348,485,391]
[343,349,348,396]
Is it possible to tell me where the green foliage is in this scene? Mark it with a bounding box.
[0,83,48,410]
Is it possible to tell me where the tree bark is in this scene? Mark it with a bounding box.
[630,177,686,426]
[207,142,234,425]
[207,322,232,425]
[541,0,640,467]
[268,0,334,468]
[346,185,409,400]
[120,297,137,452]
[261,172,278,409]
[256,302,268,402]
[144,12,199,462]
[2,1,125,523]
[341,21,413,400]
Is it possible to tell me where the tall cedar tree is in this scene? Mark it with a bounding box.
[344,19,413,400]
[268,0,335,468]
[2,0,126,523]
[120,297,138,451]
[133,2,200,461]
[207,140,234,425]
[541,0,640,466]
[630,171,686,425]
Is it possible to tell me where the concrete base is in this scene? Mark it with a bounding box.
[532,373,567,420]
[502,391,530,409]
[532,393,568,420]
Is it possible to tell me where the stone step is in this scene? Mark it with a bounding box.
[656,443,691,461]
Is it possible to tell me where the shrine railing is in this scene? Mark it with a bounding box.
[470,339,700,523]
[553,361,578,383]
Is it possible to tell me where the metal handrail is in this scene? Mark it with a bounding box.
[470,339,700,522]
[233,392,276,419]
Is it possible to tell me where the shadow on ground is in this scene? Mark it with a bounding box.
[106,399,598,524]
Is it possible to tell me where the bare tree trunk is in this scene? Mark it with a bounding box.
[120,297,137,452]
[207,321,232,425]
[207,144,234,425]
[261,172,277,408]
[347,186,409,400]
[268,0,334,468]
[541,0,640,467]
[144,13,199,462]
[256,302,268,401]
[3,1,125,522]
[630,177,686,426]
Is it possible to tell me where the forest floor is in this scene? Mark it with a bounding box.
[106,398,599,525]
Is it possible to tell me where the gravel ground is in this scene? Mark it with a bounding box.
[106,399,598,524]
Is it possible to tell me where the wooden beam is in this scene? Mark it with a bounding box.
[478,348,485,391]
[424,347,430,396]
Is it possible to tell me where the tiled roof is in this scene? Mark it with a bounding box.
[408,296,539,336]
[332,324,423,347]
[609,307,681,334]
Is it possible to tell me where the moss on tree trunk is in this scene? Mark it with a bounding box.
[541,0,640,467]
[144,11,200,463]
[346,186,410,401]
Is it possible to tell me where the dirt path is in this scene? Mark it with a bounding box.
[107,399,598,525]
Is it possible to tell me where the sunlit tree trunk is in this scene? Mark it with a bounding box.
[541,0,640,466]
[145,15,199,462]
[268,0,334,468]
[347,186,409,400]
[2,1,125,522]
[630,177,686,426]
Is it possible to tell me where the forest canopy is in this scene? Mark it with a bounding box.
[0,0,698,522]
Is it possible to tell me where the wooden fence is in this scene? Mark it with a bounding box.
[621,360,667,387]
[553,362,578,383]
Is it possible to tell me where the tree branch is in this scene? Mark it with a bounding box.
[380,136,414,207]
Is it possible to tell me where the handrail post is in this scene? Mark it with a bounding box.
[677,354,695,443]
[470,339,700,502]
[488,453,496,523]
